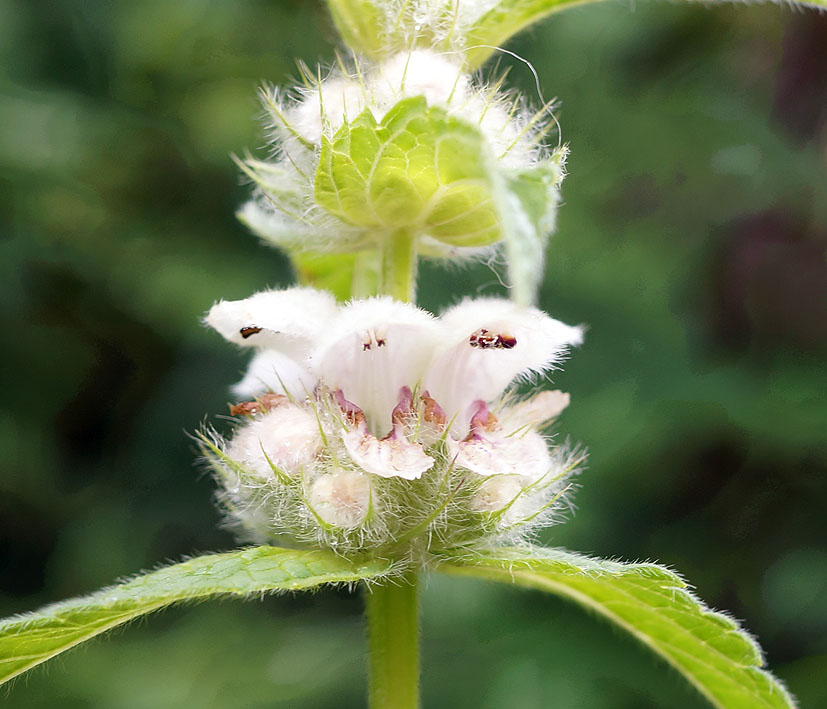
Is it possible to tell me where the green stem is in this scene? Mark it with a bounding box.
[379,229,417,301]
[365,572,420,709]
[365,234,420,707]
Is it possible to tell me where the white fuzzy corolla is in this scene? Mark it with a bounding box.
[424,297,582,436]
[225,404,323,479]
[314,297,438,438]
[447,418,553,481]
[309,471,372,529]
[204,289,584,552]
[206,287,337,398]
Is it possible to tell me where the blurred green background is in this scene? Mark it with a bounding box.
[2,1,825,706]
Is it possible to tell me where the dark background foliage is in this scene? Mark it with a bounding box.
[1,1,825,706]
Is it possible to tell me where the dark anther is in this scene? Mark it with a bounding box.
[240,326,263,339]
[469,328,517,349]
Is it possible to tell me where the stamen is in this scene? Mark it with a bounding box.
[229,393,288,417]
[466,400,499,440]
[420,391,447,427]
[390,386,415,431]
[333,389,366,427]
[361,329,388,350]
[469,328,517,349]
[240,326,263,339]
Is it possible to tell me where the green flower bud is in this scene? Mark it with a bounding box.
[238,49,566,303]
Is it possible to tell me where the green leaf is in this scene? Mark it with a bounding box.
[439,547,795,709]
[464,0,827,68]
[314,96,501,248]
[464,0,603,68]
[325,0,827,69]
[0,546,393,687]
[493,150,566,305]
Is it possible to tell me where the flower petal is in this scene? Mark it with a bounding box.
[470,475,524,513]
[424,298,582,435]
[343,426,435,480]
[226,404,323,479]
[335,387,434,480]
[290,77,371,143]
[312,297,438,436]
[205,287,338,355]
[501,390,570,431]
[308,471,372,529]
[448,429,552,480]
[374,50,469,112]
[232,349,317,399]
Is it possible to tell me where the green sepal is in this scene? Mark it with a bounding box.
[464,0,602,68]
[327,0,827,72]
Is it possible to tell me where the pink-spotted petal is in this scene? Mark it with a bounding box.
[343,427,435,480]
[312,297,438,437]
[448,430,552,480]
[424,298,582,435]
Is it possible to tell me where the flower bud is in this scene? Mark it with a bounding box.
[238,49,566,302]
[470,475,523,514]
[309,471,372,529]
[226,404,322,479]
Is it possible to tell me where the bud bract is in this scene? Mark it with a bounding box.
[238,49,566,304]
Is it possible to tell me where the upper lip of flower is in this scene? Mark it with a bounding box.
[207,288,583,478]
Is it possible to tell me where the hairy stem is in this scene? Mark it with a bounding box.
[364,573,420,709]
[379,229,417,301]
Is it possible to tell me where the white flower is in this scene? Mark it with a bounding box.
[446,401,553,480]
[207,289,581,482]
[204,288,585,550]
[313,297,438,437]
[205,287,337,398]
[424,297,581,436]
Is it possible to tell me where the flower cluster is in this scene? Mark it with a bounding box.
[238,48,565,264]
[202,287,584,557]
